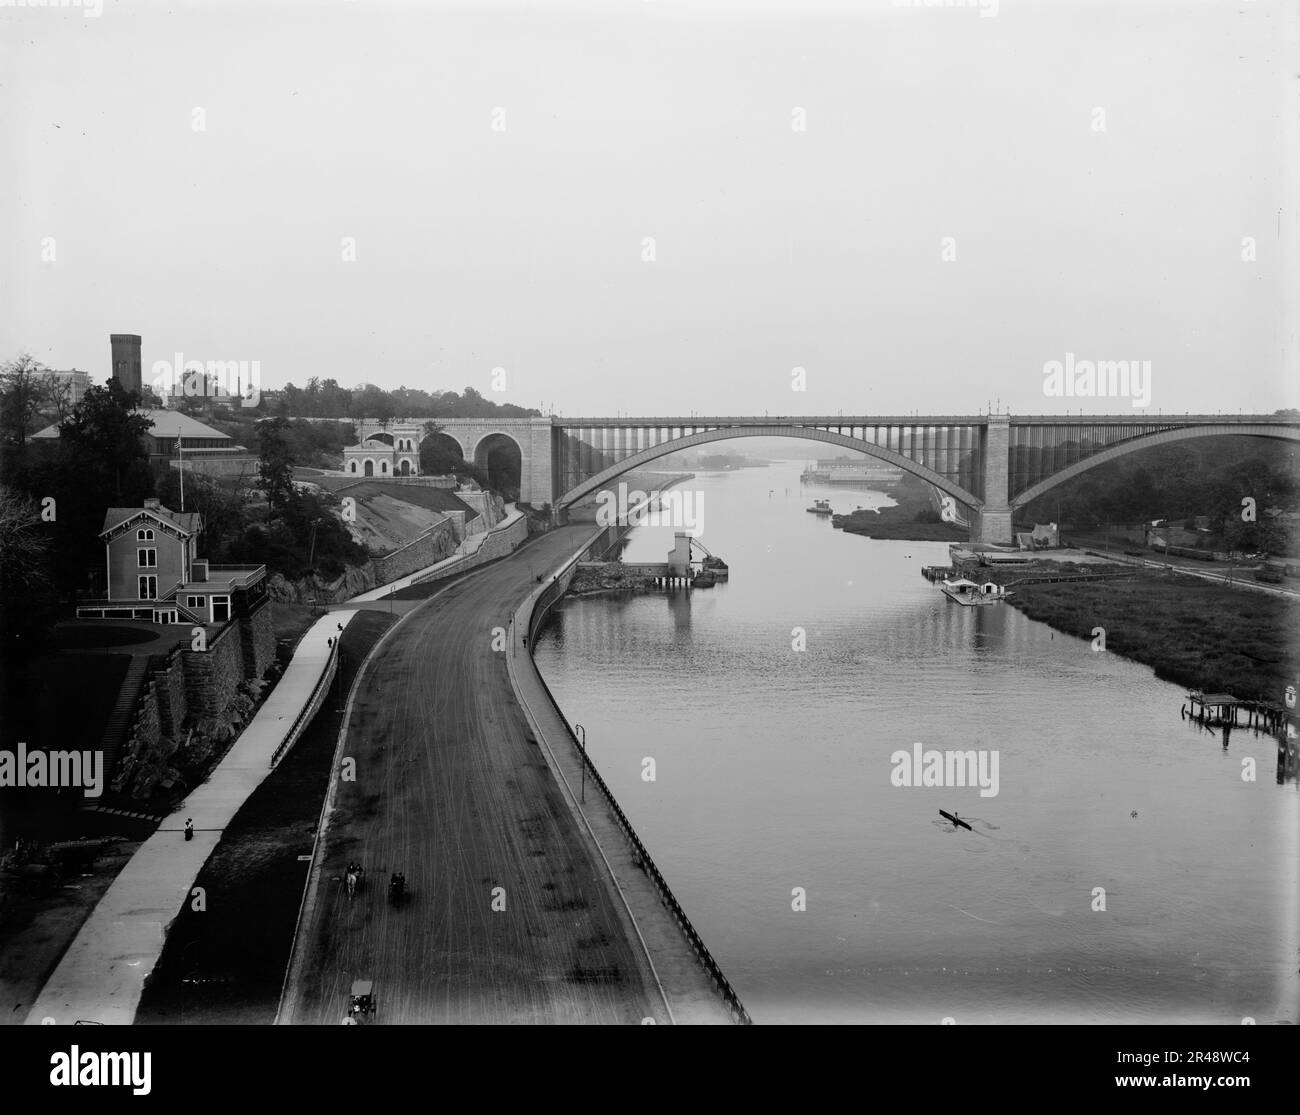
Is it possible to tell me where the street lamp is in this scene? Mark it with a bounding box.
[575,723,586,803]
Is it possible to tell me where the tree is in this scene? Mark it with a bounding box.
[59,379,154,503]
[256,416,297,521]
[39,371,75,426]
[0,352,51,466]
[0,485,59,664]
[155,468,247,560]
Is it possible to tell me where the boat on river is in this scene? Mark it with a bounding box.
[807,499,833,516]
[939,577,1010,606]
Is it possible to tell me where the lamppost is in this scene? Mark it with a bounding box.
[575,723,586,803]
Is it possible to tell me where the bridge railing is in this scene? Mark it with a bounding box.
[270,636,340,768]
[526,546,753,1025]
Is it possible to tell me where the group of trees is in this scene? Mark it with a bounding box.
[1019,435,1298,554]
[268,380,539,422]
[0,351,525,619]
[0,355,376,621]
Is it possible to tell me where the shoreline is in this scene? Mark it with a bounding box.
[1002,570,1297,706]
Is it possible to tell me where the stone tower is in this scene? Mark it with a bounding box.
[109,334,142,396]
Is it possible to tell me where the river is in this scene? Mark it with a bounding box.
[533,459,1299,1024]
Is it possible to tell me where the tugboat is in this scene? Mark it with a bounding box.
[806,499,833,516]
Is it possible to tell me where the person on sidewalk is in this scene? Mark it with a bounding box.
[184,818,194,841]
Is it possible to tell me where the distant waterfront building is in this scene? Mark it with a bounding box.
[40,368,92,405]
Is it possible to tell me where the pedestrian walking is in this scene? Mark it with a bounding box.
[184,818,194,841]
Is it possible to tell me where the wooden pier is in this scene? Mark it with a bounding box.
[921,564,1138,587]
[1183,692,1290,734]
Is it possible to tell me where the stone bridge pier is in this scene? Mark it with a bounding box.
[974,414,1012,545]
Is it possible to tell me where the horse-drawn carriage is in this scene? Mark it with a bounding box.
[387,872,406,906]
[347,980,375,1022]
[344,862,364,900]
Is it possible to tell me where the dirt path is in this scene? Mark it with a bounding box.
[282,527,661,1024]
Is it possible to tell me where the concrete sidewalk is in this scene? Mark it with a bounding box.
[25,611,359,1025]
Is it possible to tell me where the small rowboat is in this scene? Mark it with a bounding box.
[939,809,972,831]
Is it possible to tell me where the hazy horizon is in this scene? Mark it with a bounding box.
[4,0,1297,417]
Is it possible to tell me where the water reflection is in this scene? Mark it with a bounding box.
[536,460,1299,1024]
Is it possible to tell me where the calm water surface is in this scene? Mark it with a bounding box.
[534,461,1299,1024]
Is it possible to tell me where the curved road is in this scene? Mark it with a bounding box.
[281,526,664,1024]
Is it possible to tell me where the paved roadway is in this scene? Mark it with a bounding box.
[281,526,666,1024]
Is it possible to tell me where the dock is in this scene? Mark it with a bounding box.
[1183,691,1290,734]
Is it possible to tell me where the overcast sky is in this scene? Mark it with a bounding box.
[2,0,1296,417]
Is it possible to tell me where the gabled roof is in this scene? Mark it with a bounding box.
[101,505,202,538]
[31,408,233,441]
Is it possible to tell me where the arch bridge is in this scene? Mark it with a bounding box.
[422,414,1300,544]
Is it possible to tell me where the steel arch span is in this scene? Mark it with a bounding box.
[554,426,984,511]
[1010,423,1300,510]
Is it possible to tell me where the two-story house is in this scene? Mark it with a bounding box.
[77,498,266,625]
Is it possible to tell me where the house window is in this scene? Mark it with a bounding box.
[137,528,154,541]
[212,596,231,622]
[138,575,158,600]
[138,548,157,568]
[185,595,205,610]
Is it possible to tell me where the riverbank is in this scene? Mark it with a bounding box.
[1005,569,1298,705]
[568,564,661,595]
[831,474,966,542]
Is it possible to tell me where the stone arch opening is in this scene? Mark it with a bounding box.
[474,432,523,498]
[420,431,467,475]
[364,458,374,477]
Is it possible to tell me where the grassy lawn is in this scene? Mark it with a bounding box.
[22,653,132,753]
[268,603,323,648]
[1009,572,1297,703]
